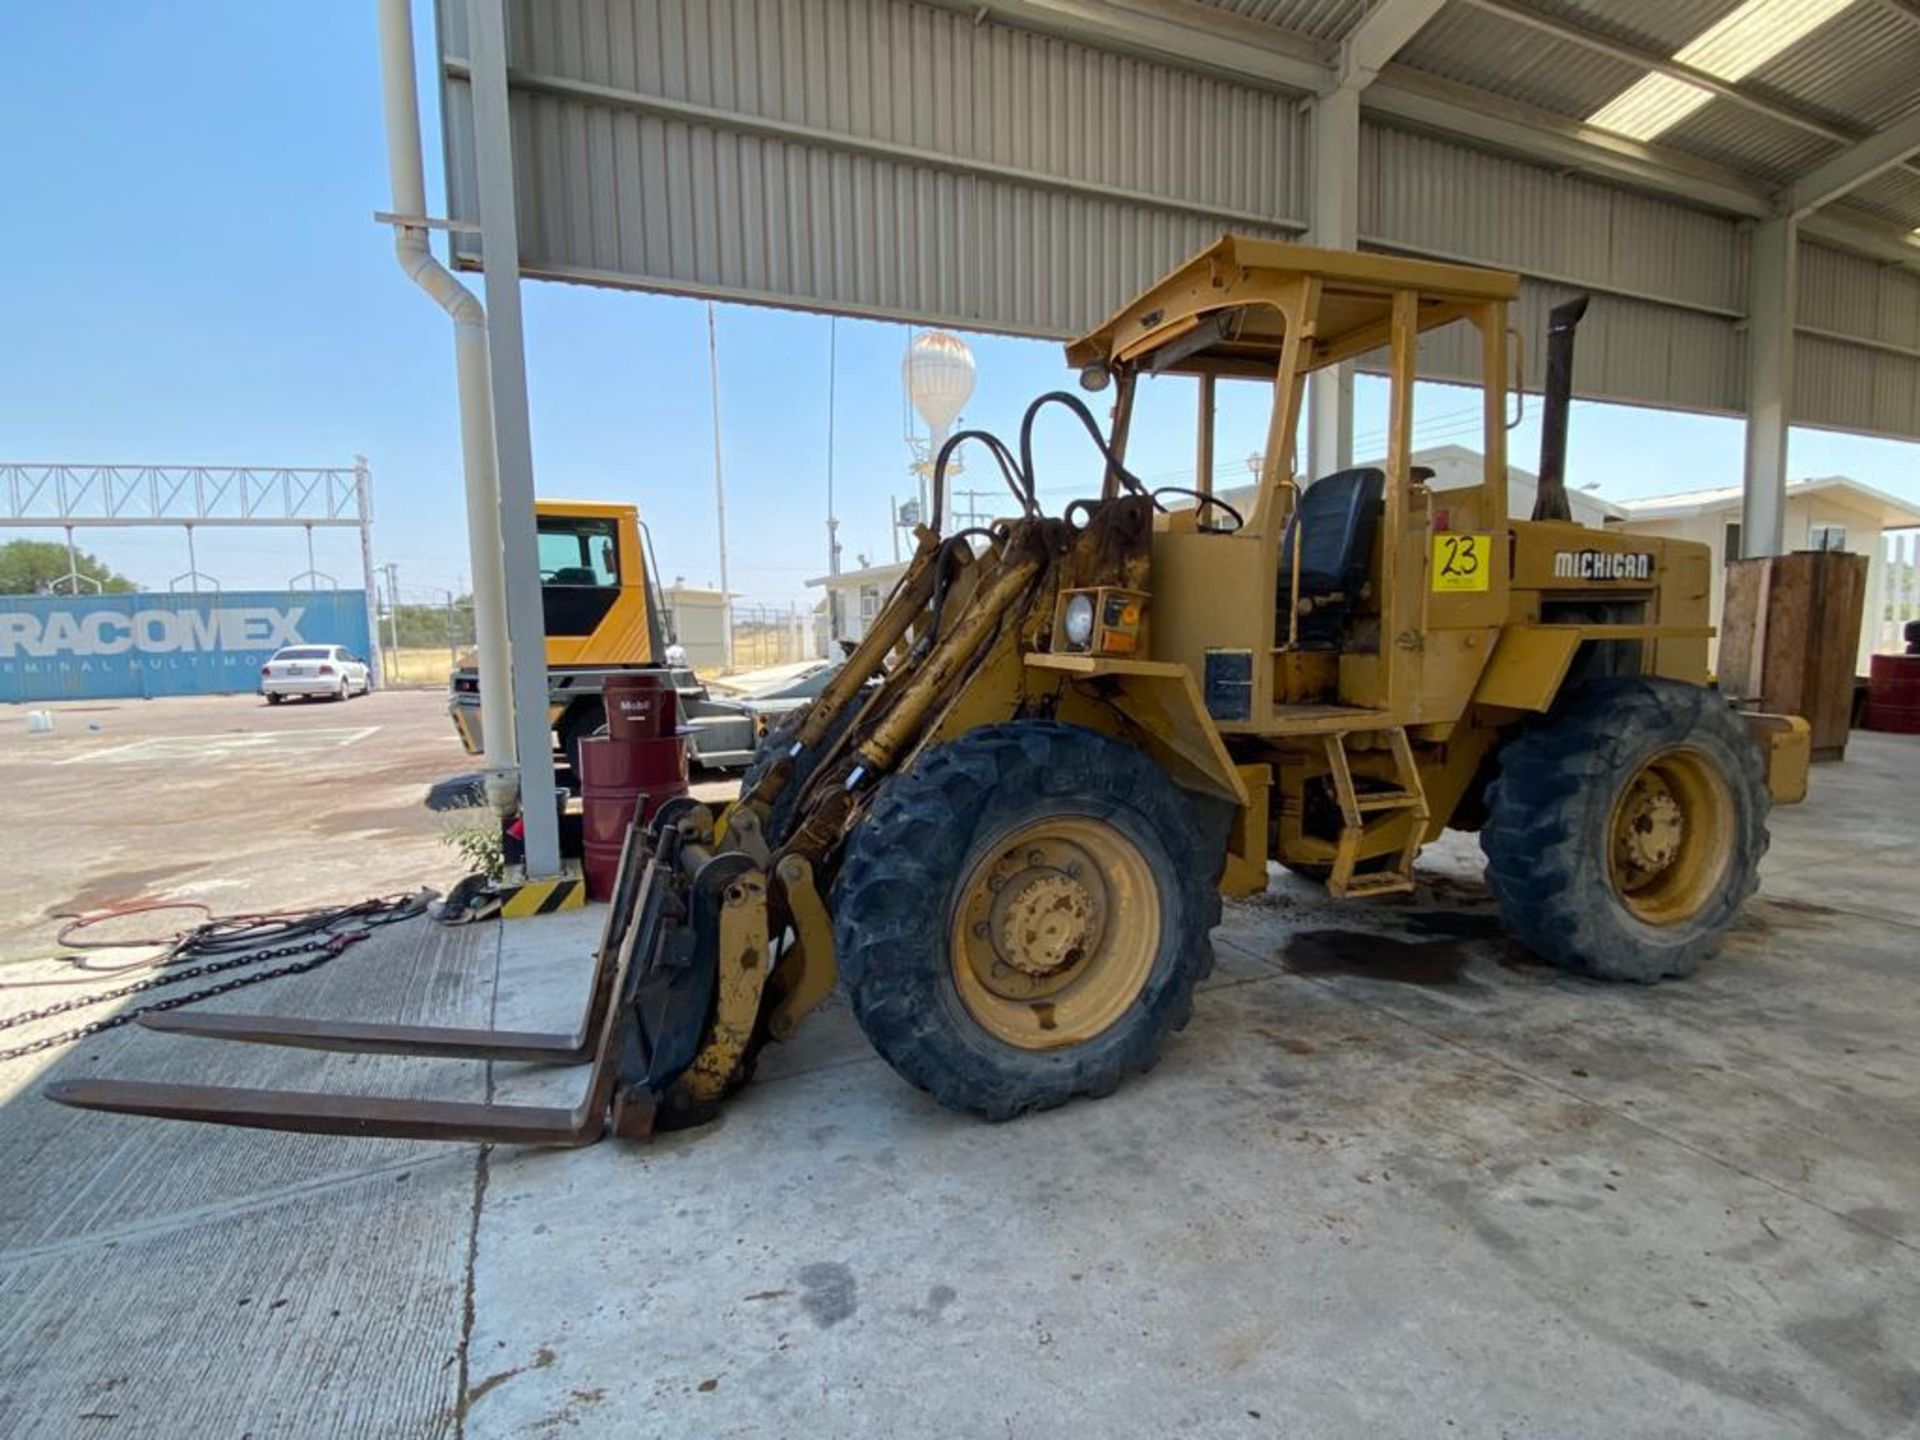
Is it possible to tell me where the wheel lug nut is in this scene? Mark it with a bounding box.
[972,921,988,938]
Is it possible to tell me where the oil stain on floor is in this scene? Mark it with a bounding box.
[1281,927,1482,987]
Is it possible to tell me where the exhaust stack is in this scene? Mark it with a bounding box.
[1532,295,1590,523]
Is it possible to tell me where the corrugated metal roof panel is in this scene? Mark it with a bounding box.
[1654,98,1837,182]
[1743,2,1920,131]
[1187,0,1374,42]
[1842,165,1920,231]
[1396,6,1638,119]
[1515,0,1745,57]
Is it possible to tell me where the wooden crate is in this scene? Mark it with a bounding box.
[1720,551,1869,762]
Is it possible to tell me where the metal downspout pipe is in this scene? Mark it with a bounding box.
[376,0,518,817]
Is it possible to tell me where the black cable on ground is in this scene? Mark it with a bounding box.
[1,893,429,992]
[0,891,433,1062]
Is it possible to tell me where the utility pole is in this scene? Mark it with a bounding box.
[826,316,842,580]
[707,301,735,671]
[379,562,402,684]
[445,589,459,670]
[825,316,843,646]
[954,488,998,530]
[889,494,901,563]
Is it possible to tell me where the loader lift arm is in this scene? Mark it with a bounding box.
[49,393,1165,1147]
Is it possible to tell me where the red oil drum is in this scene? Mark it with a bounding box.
[578,732,690,901]
[603,670,679,741]
[1864,652,1920,734]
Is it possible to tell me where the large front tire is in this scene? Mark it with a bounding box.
[834,721,1218,1121]
[1480,678,1768,982]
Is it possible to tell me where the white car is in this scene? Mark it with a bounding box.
[260,644,371,704]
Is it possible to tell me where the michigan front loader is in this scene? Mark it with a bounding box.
[50,238,1810,1145]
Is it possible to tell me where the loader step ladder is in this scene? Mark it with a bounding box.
[1322,726,1429,899]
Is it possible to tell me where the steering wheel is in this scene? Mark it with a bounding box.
[1150,486,1245,533]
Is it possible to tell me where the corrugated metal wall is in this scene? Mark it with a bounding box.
[438,0,1919,438]
[440,0,1307,338]
[1796,242,1920,439]
[1357,125,1748,415]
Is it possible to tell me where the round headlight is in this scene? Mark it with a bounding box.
[1063,594,1096,647]
[1078,362,1111,393]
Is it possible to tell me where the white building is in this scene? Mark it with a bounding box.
[657,584,729,670]
[806,560,909,652]
[1615,477,1920,675]
[1213,444,1624,530]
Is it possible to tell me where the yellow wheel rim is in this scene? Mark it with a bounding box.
[1607,747,1733,926]
[949,815,1161,1051]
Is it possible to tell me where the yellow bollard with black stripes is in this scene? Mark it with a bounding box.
[494,876,587,919]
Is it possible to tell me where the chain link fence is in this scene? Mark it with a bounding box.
[727,601,815,672]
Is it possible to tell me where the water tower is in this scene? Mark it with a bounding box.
[903,330,976,533]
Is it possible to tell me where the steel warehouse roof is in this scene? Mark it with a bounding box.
[436,0,1920,436]
[1119,0,1920,235]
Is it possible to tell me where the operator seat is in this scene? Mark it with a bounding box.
[1278,466,1385,648]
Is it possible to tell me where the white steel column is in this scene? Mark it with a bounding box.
[1307,83,1360,482]
[1740,217,1797,559]
[376,0,514,805]
[467,0,562,877]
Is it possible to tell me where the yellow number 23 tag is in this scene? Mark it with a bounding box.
[1431,533,1492,592]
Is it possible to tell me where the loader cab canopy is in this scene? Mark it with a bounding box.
[1065,235,1526,715]
[1067,236,1519,384]
[1065,232,1521,540]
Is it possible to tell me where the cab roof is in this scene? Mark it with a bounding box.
[1065,234,1520,381]
[535,499,638,520]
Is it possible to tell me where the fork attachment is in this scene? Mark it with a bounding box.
[131,813,657,1066]
[45,800,780,1148]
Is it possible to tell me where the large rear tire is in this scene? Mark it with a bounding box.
[834,721,1218,1120]
[1480,678,1768,982]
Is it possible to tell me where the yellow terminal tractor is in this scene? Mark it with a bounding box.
[52,238,1811,1146]
[446,499,667,780]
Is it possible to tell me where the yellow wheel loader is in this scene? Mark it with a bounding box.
[51,238,1810,1145]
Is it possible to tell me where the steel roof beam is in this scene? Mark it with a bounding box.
[1781,107,1920,217]
[968,0,1333,95]
[1337,0,1450,89]
[1367,66,1774,217]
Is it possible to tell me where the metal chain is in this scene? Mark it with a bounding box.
[1,932,370,1063]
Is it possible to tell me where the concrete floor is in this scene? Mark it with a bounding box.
[2,724,1917,1437]
[0,691,733,961]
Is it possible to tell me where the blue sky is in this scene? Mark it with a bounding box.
[3,4,1916,610]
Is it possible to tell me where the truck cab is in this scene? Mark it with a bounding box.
[448,499,664,779]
